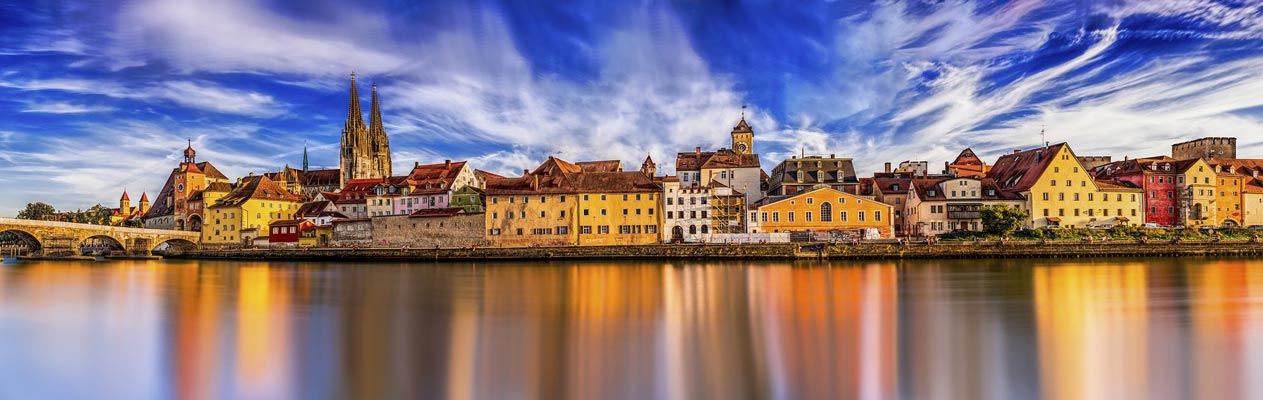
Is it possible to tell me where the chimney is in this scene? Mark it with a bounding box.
[884,162,891,173]
[523,169,530,177]
[829,154,835,159]
[445,159,452,169]
[414,161,419,168]
[1013,149,1021,155]
[695,147,701,156]
[944,161,950,174]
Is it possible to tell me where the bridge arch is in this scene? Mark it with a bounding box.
[153,238,199,253]
[80,235,126,255]
[0,228,42,254]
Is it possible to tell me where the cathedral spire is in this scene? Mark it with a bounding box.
[368,82,392,177]
[302,141,309,172]
[345,71,365,131]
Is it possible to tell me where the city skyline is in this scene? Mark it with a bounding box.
[3,1,1263,213]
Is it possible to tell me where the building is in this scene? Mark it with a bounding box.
[903,177,1023,237]
[754,186,895,238]
[394,160,480,216]
[946,148,991,178]
[767,154,859,196]
[203,175,302,247]
[483,157,582,247]
[1174,158,1217,228]
[674,116,766,203]
[268,219,315,246]
[1090,156,1181,226]
[894,161,930,176]
[188,182,232,233]
[988,143,1143,228]
[339,72,392,188]
[1245,178,1263,226]
[451,186,486,214]
[299,224,332,247]
[1172,137,1236,161]
[134,141,231,230]
[871,175,914,236]
[334,179,377,218]
[483,157,661,247]
[1076,156,1113,170]
[110,191,148,226]
[371,208,486,248]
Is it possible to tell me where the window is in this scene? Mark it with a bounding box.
[1043,193,1049,201]
[875,211,882,221]
[807,198,814,205]
[820,203,832,222]
[598,226,609,234]
[772,212,780,222]
[540,211,546,218]
[841,211,848,221]
[788,212,795,222]
[1059,193,1065,201]
[701,211,708,218]
[761,212,768,222]
[859,211,866,222]
[601,209,607,216]
[581,226,592,234]
[667,198,673,205]
[583,209,590,216]
[806,211,813,222]
[701,225,709,234]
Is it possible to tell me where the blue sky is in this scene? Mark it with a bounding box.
[2,0,1263,214]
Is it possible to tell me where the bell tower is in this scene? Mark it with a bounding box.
[731,108,754,155]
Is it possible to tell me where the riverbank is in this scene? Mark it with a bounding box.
[159,240,1263,262]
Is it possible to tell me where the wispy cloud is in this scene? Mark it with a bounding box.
[0,77,283,117]
[20,102,115,114]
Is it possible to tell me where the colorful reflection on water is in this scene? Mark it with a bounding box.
[0,257,1261,399]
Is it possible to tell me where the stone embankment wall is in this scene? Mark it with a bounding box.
[372,214,486,248]
[168,240,1263,262]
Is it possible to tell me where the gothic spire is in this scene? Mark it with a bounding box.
[302,141,309,172]
[369,82,387,147]
[345,72,365,132]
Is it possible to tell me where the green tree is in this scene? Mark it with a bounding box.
[980,204,1029,235]
[0,231,16,243]
[85,204,113,225]
[16,202,56,220]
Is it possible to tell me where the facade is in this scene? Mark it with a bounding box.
[947,148,990,178]
[203,175,302,246]
[451,186,485,213]
[1172,137,1236,161]
[147,142,232,231]
[268,219,315,245]
[755,187,895,238]
[674,116,766,203]
[188,182,232,233]
[394,160,480,216]
[1245,178,1263,226]
[338,72,392,188]
[1214,167,1246,227]
[903,177,1024,237]
[988,143,1143,228]
[1174,158,1217,228]
[767,155,859,196]
[871,175,914,236]
[483,157,661,247]
[372,209,486,248]
[1090,156,1180,226]
[334,179,376,219]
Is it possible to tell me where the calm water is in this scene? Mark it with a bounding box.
[0,258,1261,400]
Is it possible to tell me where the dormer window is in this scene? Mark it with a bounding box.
[928,189,937,197]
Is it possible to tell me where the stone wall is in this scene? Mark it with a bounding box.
[1172,137,1236,161]
[372,213,486,248]
[331,220,373,247]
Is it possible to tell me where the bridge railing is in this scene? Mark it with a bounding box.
[0,218,199,237]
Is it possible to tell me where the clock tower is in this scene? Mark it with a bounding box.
[731,114,754,155]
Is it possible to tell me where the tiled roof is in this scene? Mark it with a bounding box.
[910,177,1023,201]
[1090,156,1178,178]
[335,178,381,204]
[986,143,1067,193]
[204,181,234,192]
[475,169,506,180]
[300,169,340,186]
[484,156,659,195]
[196,161,228,180]
[144,174,177,218]
[676,148,762,171]
[1210,158,1263,177]
[872,177,911,194]
[269,219,310,227]
[951,148,984,166]
[576,160,622,173]
[213,175,301,208]
[296,200,333,217]
[1095,179,1143,191]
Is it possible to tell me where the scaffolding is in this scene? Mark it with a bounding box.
[710,192,746,234]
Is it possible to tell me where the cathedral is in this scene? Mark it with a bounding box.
[340,72,392,188]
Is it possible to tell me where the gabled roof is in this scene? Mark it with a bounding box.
[475,169,506,180]
[1090,156,1178,178]
[576,160,622,173]
[336,178,381,204]
[676,148,760,171]
[300,169,340,186]
[987,143,1068,192]
[1094,179,1143,192]
[144,174,177,218]
[196,161,229,180]
[951,148,985,166]
[910,177,1023,201]
[214,175,301,208]
[296,200,333,217]
[204,181,234,192]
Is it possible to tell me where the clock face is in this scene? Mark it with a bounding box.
[737,142,749,152]
[177,183,185,193]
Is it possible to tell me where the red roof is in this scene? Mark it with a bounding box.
[120,191,130,201]
[987,143,1067,193]
[213,175,301,207]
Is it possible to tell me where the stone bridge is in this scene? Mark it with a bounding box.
[0,218,200,257]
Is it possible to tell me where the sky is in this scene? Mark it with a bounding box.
[2,0,1262,214]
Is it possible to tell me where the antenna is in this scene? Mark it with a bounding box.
[1041,124,1047,147]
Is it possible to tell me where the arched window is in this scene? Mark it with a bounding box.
[689,225,697,235]
[820,202,832,222]
[701,225,709,234]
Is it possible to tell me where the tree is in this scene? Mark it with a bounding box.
[0,231,15,243]
[85,204,113,225]
[981,204,1029,235]
[16,202,56,220]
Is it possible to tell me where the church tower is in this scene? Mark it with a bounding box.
[339,72,391,188]
[731,113,754,155]
[368,82,392,179]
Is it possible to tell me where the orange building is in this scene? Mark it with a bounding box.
[946,148,990,178]
[754,186,894,238]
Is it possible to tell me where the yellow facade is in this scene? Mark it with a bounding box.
[1245,190,1263,226]
[756,187,894,238]
[1215,172,1245,226]
[1022,146,1142,228]
[205,199,301,245]
[485,193,578,247]
[1177,159,1217,228]
[576,191,661,246]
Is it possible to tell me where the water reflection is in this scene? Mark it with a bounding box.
[1,258,1262,399]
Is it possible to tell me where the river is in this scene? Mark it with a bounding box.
[0,257,1260,399]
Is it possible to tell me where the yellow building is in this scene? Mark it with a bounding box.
[574,173,661,246]
[1245,180,1263,226]
[755,186,894,238]
[988,143,1143,228]
[204,175,302,247]
[483,157,662,247]
[1214,169,1245,227]
[1175,158,1217,227]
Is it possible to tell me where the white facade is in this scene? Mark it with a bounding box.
[662,180,715,243]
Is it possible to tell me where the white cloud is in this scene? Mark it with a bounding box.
[21,102,115,114]
[0,77,283,117]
